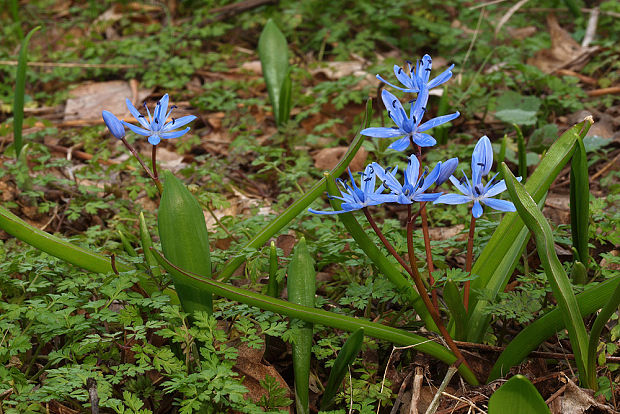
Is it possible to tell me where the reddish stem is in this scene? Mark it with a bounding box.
[362,208,414,276]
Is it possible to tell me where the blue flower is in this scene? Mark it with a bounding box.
[360,89,459,151]
[376,54,454,94]
[102,110,125,139]
[123,94,197,145]
[309,165,393,215]
[434,136,520,218]
[372,155,442,205]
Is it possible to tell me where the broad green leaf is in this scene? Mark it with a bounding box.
[287,238,315,414]
[488,375,550,414]
[324,173,436,332]
[13,26,40,158]
[503,163,590,386]
[217,99,372,282]
[489,276,620,381]
[570,137,589,269]
[467,119,592,343]
[443,281,467,340]
[278,70,292,126]
[494,91,541,126]
[159,171,213,314]
[258,19,289,126]
[320,328,364,410]
[153,249,479,385]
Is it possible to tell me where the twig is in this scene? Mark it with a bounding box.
[410,366,424,414]
[424,366,458,414]
[462,8,486,71]
[436,391,486,414]
[587,86,620,97]
[591,152,620,180]
[582,7,600,48]
[545,382,568,405]
[87,378,100,414]
[495,0,530,35]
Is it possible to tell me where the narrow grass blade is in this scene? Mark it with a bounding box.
[488,375,550,414]
[586,280,620,389]
[118,230,137,257]
[570,136,590,269]
[502,163,590,385]
[266,241,279,297]
[466,119,593,343]
[158,171,213,314]
[13,26,40,158]
[488,276,620,381]
[258,19,289,126]
[320,328,364,410]
[0,204,172,299]
[139,212,162,279]
[9,0,23,40]
[287,238,315,414]
[217,99,372,282]
[443,281,467,340]
[513,123,527,180]
[324,172,436,332]
[152,249,479,385]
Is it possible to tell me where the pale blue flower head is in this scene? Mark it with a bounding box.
[102,110,125,139]
[434,136,520,218]
[123,94,197,145]
[376,54,454,94]
[373,155,442,205]
[360,89,459,151]
[309,164,393,215]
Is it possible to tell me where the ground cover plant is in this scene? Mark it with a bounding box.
[1,0,619,413]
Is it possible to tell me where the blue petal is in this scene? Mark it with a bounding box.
[388,137,411,151]
[448,175,471,196]
[362,164,377,194]
[162,115,197,131]
[376,74,413,92]
[434,193,471,205]
[418,54,432,85]
[155,94,170,126]
[414,192,442,202]
[393,64,414,89]
[360,127,404,139]
[472,201,483,218]
[481,198,516,213]
[308,208,350,215]
[373,163,402,193]
[419,162,441,193]
[472,135,493,184]
[125,99,151,129]
[411,87,429,126]
[484,180,508,197]
[405,155,420,188]
[148,135,161,145]
[412,133,436,147]
[160,127,191,139]
[427,64,454,89]
[418,111,460,132]
[122,121,152,136]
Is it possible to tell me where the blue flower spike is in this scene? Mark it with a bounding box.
[360,89,459,151]
[376,54,455,94]
[309,164,393,215]
[436,157,459,186]
[435,136,521,218]
[102,110,125,140]
[372,155,443,205]
[123,94,197,145]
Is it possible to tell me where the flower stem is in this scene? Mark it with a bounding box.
[406,206,473,375]
[152,145,159,180]
[420,203,438,309]
[119,138,162,193]
[362,208,413,276]
[464,214,477,310]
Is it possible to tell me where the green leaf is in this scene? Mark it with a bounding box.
[502,163,590,386]
[466,119,592,343]
[152,249,479,385]
[443,281,467,340]
[278,70,292,126]
[488,276,620,381]
[571,260,587,285]
[13,26,40,159]
[266,241,279,297]
[570,137,589,269]
[287,238,315,414]
[158,171,213,314]
[320,328,364,410]
[139,211,162,279]
[488,375,550,414]
[513,124,527,180]
[258,19,289,126]
[494,91,541,126]
[217,99,372,282]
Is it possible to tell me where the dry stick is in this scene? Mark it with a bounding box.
[463,215,476,311]
[406,206,473,376]
[424,365,459,414]
[410,366,425,414]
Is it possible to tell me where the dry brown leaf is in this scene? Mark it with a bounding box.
[549,378,616,414]
[63,81,153,122]
[312,146,368,172]
[528,15,597,73]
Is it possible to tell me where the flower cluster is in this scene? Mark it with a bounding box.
[102,94,196,145]
[311,54,518,218]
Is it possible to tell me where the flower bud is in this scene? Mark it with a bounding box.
[436,157,458,185]
[102,110,125,139]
